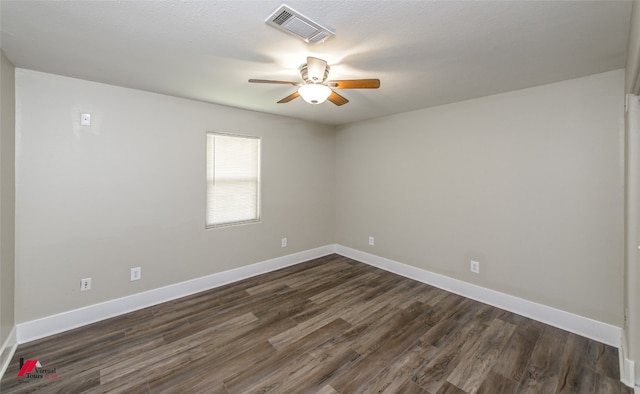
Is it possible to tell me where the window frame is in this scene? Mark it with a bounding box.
[205,131,261,229]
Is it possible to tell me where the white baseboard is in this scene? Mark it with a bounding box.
[619,337,636,389]
[0,326,17,381]
[15,243,623,351]
[16,245,336,344]
[335,245,622,348]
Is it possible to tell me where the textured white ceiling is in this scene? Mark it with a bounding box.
[0,1,633,126]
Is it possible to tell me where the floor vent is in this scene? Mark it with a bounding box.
[265,4,334,44]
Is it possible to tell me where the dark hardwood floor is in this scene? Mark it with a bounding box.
[0,254,632,393]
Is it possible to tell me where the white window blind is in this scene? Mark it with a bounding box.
[206,133,261,228]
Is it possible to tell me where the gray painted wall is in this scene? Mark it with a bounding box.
[14,69,336,323]
[0,50,16,348]
[336,70,625,326]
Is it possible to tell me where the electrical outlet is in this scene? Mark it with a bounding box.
[281,237,287,248]
[368,236,375,246]
[131,267,141,281]
[80,278,92,291]
[470,260,480,274]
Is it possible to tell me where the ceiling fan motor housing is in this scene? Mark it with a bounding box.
[300,62,330,83]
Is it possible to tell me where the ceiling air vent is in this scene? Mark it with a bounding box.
[266,4,334,44]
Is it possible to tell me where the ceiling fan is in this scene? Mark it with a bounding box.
[248,56,380,106]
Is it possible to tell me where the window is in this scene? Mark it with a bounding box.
[206,132,261,228]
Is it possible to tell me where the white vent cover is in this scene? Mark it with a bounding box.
[266,4,334,44]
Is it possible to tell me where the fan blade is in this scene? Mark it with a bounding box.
[306,57,328,82]
[249,79,300,86]
[327,79,380,89]
[277,91,300,104]
[327,90,349,106]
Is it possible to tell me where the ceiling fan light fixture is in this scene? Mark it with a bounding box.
[249,56,379,106]
[298,84,331,104]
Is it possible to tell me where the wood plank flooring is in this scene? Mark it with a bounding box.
[0,254,632,393]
